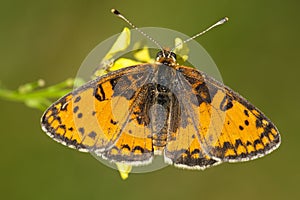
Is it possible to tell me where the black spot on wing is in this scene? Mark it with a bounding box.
[121,144,131,151]
[73,106,79,113]
[74,96,81,103]
[109,78,119,90]
[256,119,263,128]
[194,82,218,105]
[244,109,249,117]
[253,139,262,149]
[79,127,85,135]
[234,139,244,149]
[239,125,244,130]
[93,84,106,102]
[88,131,97,140]
[220,96,233,111]
[133,146,145,153]
[110,119,118,125]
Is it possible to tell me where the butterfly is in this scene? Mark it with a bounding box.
[41,9,280,175]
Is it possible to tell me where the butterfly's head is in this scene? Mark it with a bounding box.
[156,50,177,66]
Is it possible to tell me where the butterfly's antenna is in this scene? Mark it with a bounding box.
[111,9,165,56]
[171,17,229,52]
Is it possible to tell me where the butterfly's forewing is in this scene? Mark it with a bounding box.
[41,64,156,164]
[173,66,281,163]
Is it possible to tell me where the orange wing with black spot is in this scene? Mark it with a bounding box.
[41,64,156,164]
[164,65,280,169]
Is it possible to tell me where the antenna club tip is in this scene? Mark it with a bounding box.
[111,8,120,15]
[218,17,229,25]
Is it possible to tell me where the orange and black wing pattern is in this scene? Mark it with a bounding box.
[41,64,157,164]
[164,65,280,169]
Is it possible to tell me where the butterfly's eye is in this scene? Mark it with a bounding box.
[170,52,177,60]
[156,51,164,59]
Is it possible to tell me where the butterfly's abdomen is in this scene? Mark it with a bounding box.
[147,84,179,152]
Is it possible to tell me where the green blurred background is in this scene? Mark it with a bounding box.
[0,0,299,199]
